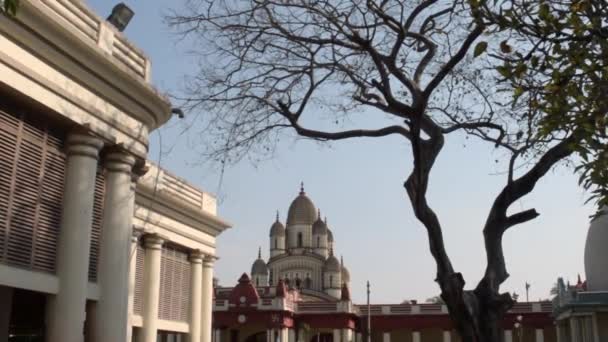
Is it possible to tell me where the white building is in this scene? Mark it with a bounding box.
[0,1,230,342]
[251,185,350,300]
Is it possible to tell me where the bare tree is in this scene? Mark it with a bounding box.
[167,1,587,340]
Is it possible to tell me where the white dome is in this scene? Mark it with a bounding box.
[584,207,608,291]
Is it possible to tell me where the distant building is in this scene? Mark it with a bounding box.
[0,2,230,342]
[553,208,608,341]
[214,188,554,342]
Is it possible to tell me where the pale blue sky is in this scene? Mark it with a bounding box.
[88,0,592,303]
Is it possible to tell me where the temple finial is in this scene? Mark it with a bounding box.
[341,255,344,266]
[329,246,334,256]
[258,246,262,259]
[276,210,280,222]
[318,208,321,219]
[300,181,305,194]
[324,216,328,224]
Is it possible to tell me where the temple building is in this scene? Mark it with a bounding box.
[552,208,608,341]
[0,2,230,342]
[213,188,555,342]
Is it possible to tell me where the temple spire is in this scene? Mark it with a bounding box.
[300,181,305,194]
[276,210,280,222]
[258,246,261,259]
[341,255,344,267]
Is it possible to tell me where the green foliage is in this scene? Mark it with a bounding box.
[474,41,488,57]
[1,0,19,16]
[482,0,608,213]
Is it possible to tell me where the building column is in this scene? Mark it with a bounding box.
[382,332,390,342]
[94,151,136,342]
[201,256,215,342]
[0,286,13,342]
[47,132,104,342]
[342,329,352,342]
[127,232,140,342]
[535,328,544,342]
[214,329,222,342]
[333,329,341,342]
[288,329,296,342]
[504,330,513,342]
[190,251,204,342]
[355,333,362,342]
[569,318,577,342]
[555,324,561,342]
[443,331,451,342]
[412,331,420,342]
[267,329,273,342]
[139,235,164,342]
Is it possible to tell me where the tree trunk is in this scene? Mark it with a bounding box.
[439,273,513,342]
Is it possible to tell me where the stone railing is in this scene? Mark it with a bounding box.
[36,0,150,80]
[297,302,338,313]
[140,163,218,216]
[355,302,551,316]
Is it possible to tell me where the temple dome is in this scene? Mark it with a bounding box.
[287,184,317,225]
[584,207,608,291]
[269,214,285,237]
[312,214,328,235]
[324,254,341,272]
[341,265,350,283]
[251,248,269,275]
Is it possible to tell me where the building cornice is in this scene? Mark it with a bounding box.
[3,0,171,130]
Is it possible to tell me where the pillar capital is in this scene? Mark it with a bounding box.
[190,250,205,264]
[103,148,137,174]
[203,255,216,268]
[65,131,104,159]
[143,234,164,250]
[132,229,142,243]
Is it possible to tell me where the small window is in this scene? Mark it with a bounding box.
[297,233,303,247]
[256,278,259,286]
[330,275,333,288]
[274,238,278,249]
[317,236,320,247]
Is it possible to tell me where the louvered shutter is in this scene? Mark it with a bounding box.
[158,245,191,322]
[0,105,66,273]
[88,169,105,281]
[134,242,145,315]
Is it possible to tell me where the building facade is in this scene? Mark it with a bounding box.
[214,189,555,342]
[0,1,230,342]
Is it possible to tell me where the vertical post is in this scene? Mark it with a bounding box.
[382,332,390,342]
[139,235,164,342]
[442,331,451,342]
[535,329,544,342]
[411,331,420,342]
[190,251,204,342]
[333,329,341,342]
[0,286,13,342]
[201,256,215,342]
[47,132,104,342]
[366,281,371,342]
[504,330,513,342]
[94,151,136,342]
[288,329,296,342]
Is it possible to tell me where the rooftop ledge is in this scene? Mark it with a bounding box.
[9,0,172,129]
[137,163,232,235]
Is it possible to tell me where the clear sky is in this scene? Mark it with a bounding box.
[88,0,593,304]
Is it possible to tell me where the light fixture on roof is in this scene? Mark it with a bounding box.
[106,3,134,32]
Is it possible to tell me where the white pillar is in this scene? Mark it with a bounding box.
[47,132,104,342]
[504,330,513,342]
[190,251,204,342]
[127,233,140,342]
[201,256,215,342]
[412,331,420,342]
[443,331,451,342]
[279,328,289,342]
[0,286,13,342]
[333,329,341,342]
[535,328,544,342]
[139,235,164,342]
[569,318,577,342]
[267,329,273,342]
[555,324,561,342]
[94,151,136,342]
[214,329,222,342]
[382,332,390,342]
[355,333,362,342]
[342,329,352,342]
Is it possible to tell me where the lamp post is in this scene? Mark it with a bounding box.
[367,281,371,342]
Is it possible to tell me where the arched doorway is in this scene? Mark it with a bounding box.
[310,333,333,342]
[244,331,267,342]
